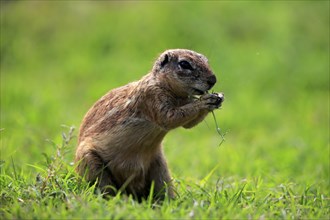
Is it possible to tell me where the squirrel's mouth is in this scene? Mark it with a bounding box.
[193,88,207,95]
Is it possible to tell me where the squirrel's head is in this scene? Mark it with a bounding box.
[153,49,217,97]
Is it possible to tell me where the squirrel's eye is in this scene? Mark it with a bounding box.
[178,60,193,70]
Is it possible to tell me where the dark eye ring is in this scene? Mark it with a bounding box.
[178,60,193,70]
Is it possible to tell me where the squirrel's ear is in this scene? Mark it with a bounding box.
[160,53,169,68]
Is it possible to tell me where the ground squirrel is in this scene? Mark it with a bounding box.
[75,49,224,201]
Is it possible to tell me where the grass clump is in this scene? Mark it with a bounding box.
[0,126,95,219]
[0,126,328,219]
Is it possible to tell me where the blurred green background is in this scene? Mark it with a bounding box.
[0,1,329,190]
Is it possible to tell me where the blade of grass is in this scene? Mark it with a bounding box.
[147,181,155,208]
[200,164,220,188]
[11,156,17,180]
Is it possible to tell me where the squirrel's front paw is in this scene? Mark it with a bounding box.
[200,92,225,110]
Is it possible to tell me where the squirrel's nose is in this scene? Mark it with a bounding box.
[207,75,217,88]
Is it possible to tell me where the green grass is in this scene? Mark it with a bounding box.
[1,1,329,219]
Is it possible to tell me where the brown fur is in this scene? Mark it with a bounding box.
[75,49,224,201]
